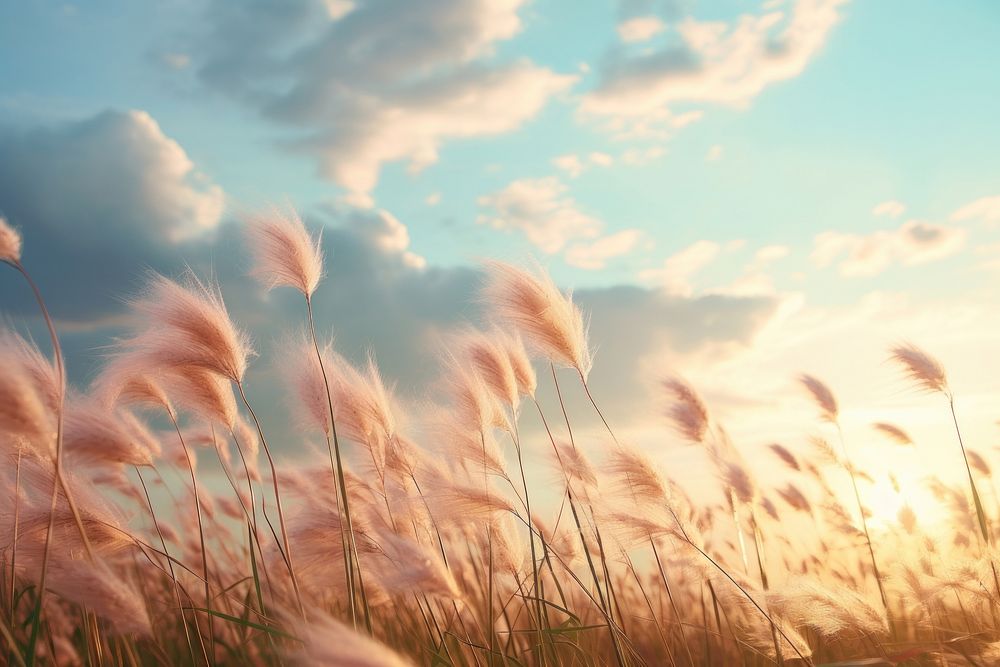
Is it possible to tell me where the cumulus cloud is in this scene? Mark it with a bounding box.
[705,144,724,161]
[951,195,1000,225]
[617,16,666,43]
[565,229,645,270]
[476,177,602,253]
[194,0,574,198]
[872,199,905,218]
[581,0,849,136]
[640,239,722,295]
[811,220,965,277]
[0,109,224,319]
[552,151,615,177]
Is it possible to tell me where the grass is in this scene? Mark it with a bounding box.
[1,212,999,666]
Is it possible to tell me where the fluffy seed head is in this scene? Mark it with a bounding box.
[799,374,839,423]
[246,208,324,297]
[890,342,949,395]
[0,215,22,264]
[127,271,253,382]
[457,328,519,409]
[287,611,413,667]
[872,422,913,445]
[663,377,709,443]
[769,443,800,471]
[482,261,592,378]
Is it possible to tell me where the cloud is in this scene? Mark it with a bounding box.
[552,151,615,177]
[476,177,602,253]
[617,16,666,43]
[811,220,965,277]
[0,109,225,319]
[621,146,666,165]
[872,199,905,219]
[425,192,442,206]
[565,229,645,269]
[195,0,574,198]
[951,195,1000,225]
[640,239,722,295]
[705,144,723,161]
[581,0,849,136]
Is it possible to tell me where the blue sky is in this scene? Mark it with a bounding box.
[3,1,998,294]
[2,0,1000,513]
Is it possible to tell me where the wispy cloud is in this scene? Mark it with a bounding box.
[951,195,1000,225]
[194,0,574,200]
[476,177,601,253]
[811,219,965,276]
[581,0,849,137]
[566,229,645,269]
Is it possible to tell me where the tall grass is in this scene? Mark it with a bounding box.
[1,212,999,665]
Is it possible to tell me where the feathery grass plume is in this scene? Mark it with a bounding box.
[286,611,414,666]
[62,397,157,467]
[898,504,918,533]
[127,271,253,382]
[0,339,52,446]
[770,578,889,638]
[969,449,992,477]
[481,260,592,378]
[872,421,913,445]
[890,342,949,395]
[1,329,61,413]
[550,439,599,490]
[605,443,670,503]
[663,377,710,443]
[0,215,22,264]
[799,374,839,423]
[456,328,519,410]
[246,207,324,297]
[499,331,537,398]
[162,367,238,429]
[432,483,516,523]
[430,411,508,478]
[329,350,397,446]
[282,335,336,436]
[776,484,812,514]
[92,352,173,417]
[443,358,508,434]
[45,557,152,637]
[372,530,461,600]
[768,443,800,471]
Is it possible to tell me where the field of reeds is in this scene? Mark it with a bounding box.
[1,211,999,666]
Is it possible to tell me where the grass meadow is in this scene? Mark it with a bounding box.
[1,211,998,666]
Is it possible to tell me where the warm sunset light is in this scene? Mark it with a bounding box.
[2,1,1000,665]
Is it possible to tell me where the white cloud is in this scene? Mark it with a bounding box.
[754,244,790,264]
[872,199,905,218]
[565,229,644,269]
[640,239,721,295]
[198,0,575,199]
[705,144,723,161]
[617,16,666,43]
[950,195,1000,225]
[552,154,585,177]
[552,151,615,177]
[621,146,666,165]
[346,207,427,269]
[0,109,223,247]
[811,220,966,277]
[425,192,442,206]
[582,0,849,135]
[477,177,601,253]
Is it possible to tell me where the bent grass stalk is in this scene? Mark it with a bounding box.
[304,294,368,631]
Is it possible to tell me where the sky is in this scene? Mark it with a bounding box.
[2,0,1000,527]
